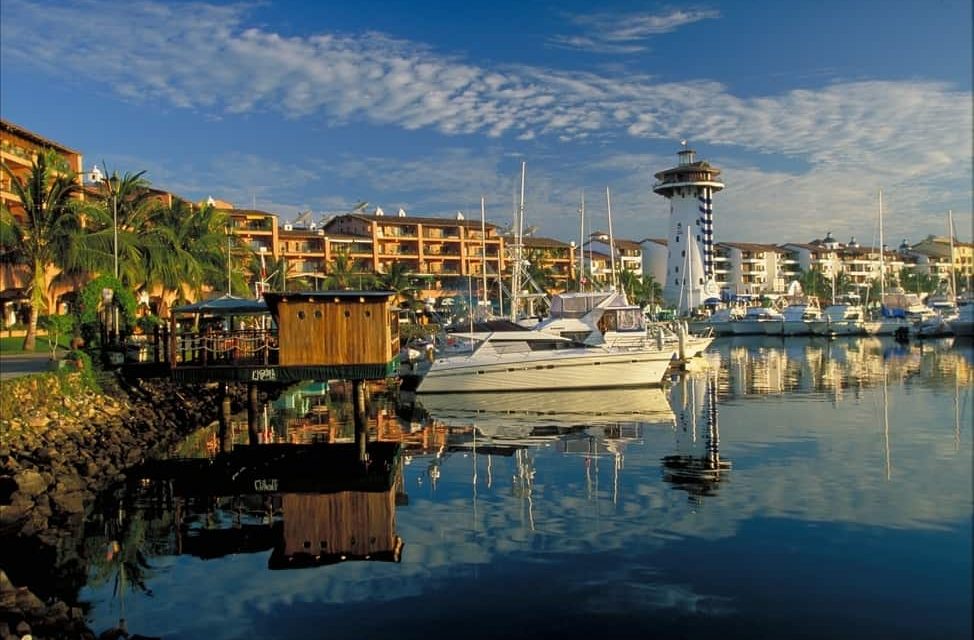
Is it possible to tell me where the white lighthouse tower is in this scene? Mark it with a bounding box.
[653,143,724,313]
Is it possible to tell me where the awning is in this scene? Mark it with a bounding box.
[171,294,269,315]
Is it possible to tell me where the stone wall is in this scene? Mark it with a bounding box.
[0,369,233,639]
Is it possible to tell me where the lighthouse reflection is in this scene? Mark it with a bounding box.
[662,370,731,502]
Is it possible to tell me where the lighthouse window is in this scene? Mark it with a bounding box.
[681,250,685,257]
[674,278,679,285]
[675,266,679,273]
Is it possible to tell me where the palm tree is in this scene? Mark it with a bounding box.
[377,261,417,306]
[524,249,555,292]
[142,199,234,312]
[0,151,86,350]
[321,250,375,290]
[86,168,157,288]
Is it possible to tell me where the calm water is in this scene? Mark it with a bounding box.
[80,336,972,639]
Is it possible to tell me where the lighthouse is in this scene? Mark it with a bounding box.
[653,143,724,313]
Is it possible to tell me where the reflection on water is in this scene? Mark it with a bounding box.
[80,337,972,640]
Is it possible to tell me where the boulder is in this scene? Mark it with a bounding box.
[12,470,46,497]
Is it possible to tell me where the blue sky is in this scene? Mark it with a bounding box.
[1,0,971,245]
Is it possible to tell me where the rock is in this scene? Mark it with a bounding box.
[0,502,31,529]
[14,620,30,636]
[14,588,44,616]
[11,471,46,497]
[52,490,85,515]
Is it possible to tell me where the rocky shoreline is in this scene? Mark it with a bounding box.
[0,370,235,639]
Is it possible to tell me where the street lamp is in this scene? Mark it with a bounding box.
[225,224,233,296]
[86,165,120,340]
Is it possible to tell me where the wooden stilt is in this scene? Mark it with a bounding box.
[219,384,231,453]
[247,383,259,445]
[353,380,368,463]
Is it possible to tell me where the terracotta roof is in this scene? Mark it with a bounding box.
[1,118,81,155]
[517,236,572,248]
[279,228,368,241]
[640,238,668,246]
[338,213,498,230]
[717,241,780,252]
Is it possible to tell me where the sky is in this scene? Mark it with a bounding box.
[1,0,971,246]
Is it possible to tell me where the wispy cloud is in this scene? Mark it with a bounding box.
[550,8,721,53]
[1,0,969,243]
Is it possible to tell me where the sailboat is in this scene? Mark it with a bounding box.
[865,190,915,336]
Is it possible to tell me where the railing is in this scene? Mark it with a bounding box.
[173,328,281,367]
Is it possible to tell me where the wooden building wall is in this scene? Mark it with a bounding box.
[276,297,398,366]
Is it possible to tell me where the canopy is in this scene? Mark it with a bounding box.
[171,294,268,315]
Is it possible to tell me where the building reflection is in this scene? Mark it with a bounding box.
[717,336,969,401]
[133,441,406,569]
[663,370,731,503]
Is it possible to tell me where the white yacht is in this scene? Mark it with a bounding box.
[415,330,676,393]
[815,302,868,336]
[779,299,825,336]
[730,306,785,335]
[536,290,714,359]
[417,292,676,393]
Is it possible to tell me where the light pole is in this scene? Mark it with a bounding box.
[86,165,120,342]
[225,224,233,296]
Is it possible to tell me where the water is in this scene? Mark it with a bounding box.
[79,336,972,639]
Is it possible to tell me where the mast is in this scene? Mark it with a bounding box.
[878,189,885,306]
[510,161,526,321]
[947,210,957,302]
[606,186,617,291]
[481,195,488,306]
[579,192,588,290]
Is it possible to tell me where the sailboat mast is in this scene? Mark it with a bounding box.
[510,161,526,321]
[947,210,957,301]
[481,195,488,306]
[878,189,885,306]
[578,191,585,291]
[606,186,617,291]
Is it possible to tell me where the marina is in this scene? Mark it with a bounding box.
[61,335,972,639]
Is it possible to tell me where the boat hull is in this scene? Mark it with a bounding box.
[416,348,674,393]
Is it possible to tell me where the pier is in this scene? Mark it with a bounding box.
[119,290,400,451]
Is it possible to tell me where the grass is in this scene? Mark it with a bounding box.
[0,335,69,354]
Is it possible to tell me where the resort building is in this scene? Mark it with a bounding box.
[1,118,84,223]
[1,119,86,324]
[322,209,506,296]
[909,235,974,294]
[713,242,786,299]
[518,235,576,291]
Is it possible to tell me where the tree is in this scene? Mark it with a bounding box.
[377,261,417,306]
[39,313,75,360]
[900,270,939,296]
[142,200,235,311]
[524,249,555,292]
[0,151,86,350]
[86,167,157,288]
[324,250,361,290]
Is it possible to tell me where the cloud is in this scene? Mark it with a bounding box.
[551,8,721,53]
[1,0,970,244]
